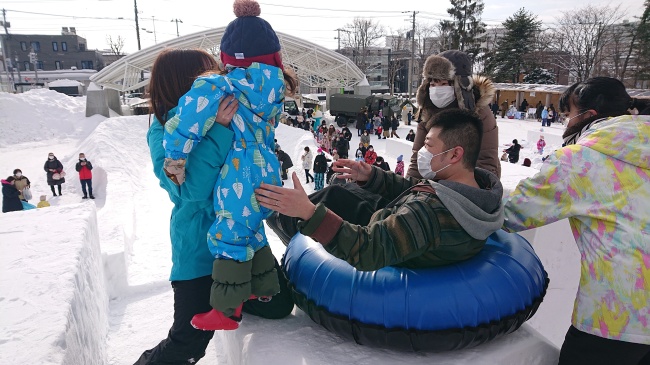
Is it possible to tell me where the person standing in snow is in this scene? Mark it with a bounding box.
[139,47,294,364]
[301,147,314,184]
[276,148,293,180]
[12,169,31,201]
[364,145,377,165]
[536,136,546,155]
[503,77,650,365]
[394,155,404,176]
[75,153,94,199]
[407,50,500,179]
[2,176,24,213]
[44,152,65,196]
[161,0,299,332]
[312,148,330,191]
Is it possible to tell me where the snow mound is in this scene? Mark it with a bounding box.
[0,204,108,365]
[0,89,104,146]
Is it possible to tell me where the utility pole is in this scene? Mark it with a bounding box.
[408,11,418,98]
[1,8,13,91]
[151,16,157,44]
[334,28,348,51]
[171,19,183,37]
[133,0,142,50]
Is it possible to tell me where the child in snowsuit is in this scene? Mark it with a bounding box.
[394,154,404,176]
[536,135,546,155]
[162,0,297,331]
[37,195,50,208]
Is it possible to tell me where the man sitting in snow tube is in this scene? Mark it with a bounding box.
[257,108,504,271]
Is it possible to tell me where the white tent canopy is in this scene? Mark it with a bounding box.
[90,27,365,92]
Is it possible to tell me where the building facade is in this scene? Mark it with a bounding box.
[3,27,104,73]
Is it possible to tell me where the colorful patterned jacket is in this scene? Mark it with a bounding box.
[503,115,650,345]
[163,63,284,261]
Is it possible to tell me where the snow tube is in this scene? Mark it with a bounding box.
[282,230,549,352]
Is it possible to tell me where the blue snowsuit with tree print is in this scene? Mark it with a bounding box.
[163,63,283,314]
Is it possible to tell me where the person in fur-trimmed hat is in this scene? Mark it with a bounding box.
[162,0,299,332]
[406,50,501,178]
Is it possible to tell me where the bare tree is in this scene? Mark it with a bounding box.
[601,21,640,86]
[106,35,125,56]
[549,5,625,82]
[386,31,409,95]
[341,18,385,74]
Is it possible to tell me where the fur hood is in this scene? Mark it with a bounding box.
[416,75,496,122]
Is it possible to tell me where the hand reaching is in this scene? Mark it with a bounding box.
[332,159,373,183]
[164,158,187,186]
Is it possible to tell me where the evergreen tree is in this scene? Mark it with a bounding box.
[439,0,486,60]
[523,68,556,84]
[484,8,542,82]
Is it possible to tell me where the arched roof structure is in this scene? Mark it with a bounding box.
[90,27,365,92]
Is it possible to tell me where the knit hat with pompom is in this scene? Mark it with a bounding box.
[220,0,283,70]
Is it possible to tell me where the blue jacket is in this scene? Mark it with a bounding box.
[163,63,284,261]
[148,109,234,281]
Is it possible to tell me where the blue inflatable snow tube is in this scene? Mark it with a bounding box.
[282,230,549,351]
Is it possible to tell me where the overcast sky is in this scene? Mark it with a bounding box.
[1,0,645,54]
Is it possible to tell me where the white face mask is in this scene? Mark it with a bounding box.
[15,173,22,178]
[417,147,453,180]
[80,158,86,161]
[429,86,455,108]
[48,156,54,160]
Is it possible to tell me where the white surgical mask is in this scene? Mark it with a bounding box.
[80,158,86,161]
[15,173,22,177]
[429,86,455,108]
[48,156,54,160]
[417,147,453,180]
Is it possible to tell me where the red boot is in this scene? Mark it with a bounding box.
[190,309,239,331]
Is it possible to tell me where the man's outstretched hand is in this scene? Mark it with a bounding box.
[255,172,316,221]
[332,158,373,183]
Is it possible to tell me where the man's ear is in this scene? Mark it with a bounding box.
[586,109,598,118]
[449,146,464,164]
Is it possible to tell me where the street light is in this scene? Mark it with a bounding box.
[171,18,183,37]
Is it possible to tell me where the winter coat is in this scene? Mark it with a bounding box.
[2,180,23,213]
[341,128,353,141]
[75,160,93,180]
[505,143,521,163]
[541,109,549,119]
[313,153,330,174]
[277,150,294,171]
[164,63,284,262]
[373,161,390,171]
[406,132,415,142]
[409,76,501,178]
[335,138,349,157]
[536,139,546,151]
[148,107,235,281]
[37,200,50,208]
[44,157,65,185]
[364,150,377,165]
[381,117,391,131]
[395,160,404,176]
[360,134,370,146]
[298,167,503,271]
[355,113,367,130]
[301,151,313,169]
[13,176,31,200]
[503,115,650,345]
[390,118,399,130]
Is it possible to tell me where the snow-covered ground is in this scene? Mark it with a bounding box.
[0,89,580,364]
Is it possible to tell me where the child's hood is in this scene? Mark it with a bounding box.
[223,63,285,119]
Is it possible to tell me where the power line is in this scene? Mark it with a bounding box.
[6,8,129,21]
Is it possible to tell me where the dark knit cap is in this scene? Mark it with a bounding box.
[220,0,283,70]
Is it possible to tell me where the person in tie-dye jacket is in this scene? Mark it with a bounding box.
[503,77,650,365]
[163,0,299,332]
